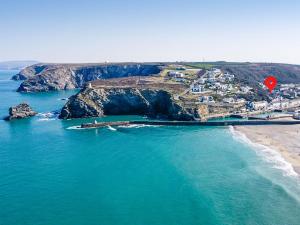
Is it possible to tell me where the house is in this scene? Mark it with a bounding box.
[248,101,268,110]
[207,77,216,83]
[199,96,215,103]
[175,77,186,82]
[216,90,225,96]
[219,84,229,91]
[269,100,282,110]
[198,78,207,84]
[191,84,205,93]
[223,98,235,103]
[236,98,246,105]
[212,68,222,75]
[293,113,300,120]
[240,86,252,93]
[175,66,186,71]
[219,77,226,83]
[207,71,216,79]
[224,73,235,82]
[281,84,295,89]
[289,99,300,108]
[168,71,185,78]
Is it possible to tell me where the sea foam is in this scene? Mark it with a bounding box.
[118,124,161,129]
[66,125,84,130]
[37,111,59,121]
[229,126,298,178]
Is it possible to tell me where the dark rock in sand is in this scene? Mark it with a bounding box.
[4,103,37,121]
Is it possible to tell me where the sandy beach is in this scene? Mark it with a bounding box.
[234,121,300,175]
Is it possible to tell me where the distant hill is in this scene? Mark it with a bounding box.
[186,62,300,101]
[13,63,163,92]
[186,62,300,85]
[0,60,39,70]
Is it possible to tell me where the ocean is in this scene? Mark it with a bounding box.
[1,70,300,225]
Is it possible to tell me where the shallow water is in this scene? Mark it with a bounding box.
[1,70,300,225]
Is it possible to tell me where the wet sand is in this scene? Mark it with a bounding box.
[234,122,300,175]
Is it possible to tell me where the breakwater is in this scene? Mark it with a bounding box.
[81,119,300,128]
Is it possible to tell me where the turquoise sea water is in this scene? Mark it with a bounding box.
[1,70,300,225]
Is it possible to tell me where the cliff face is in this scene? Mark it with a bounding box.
[59,87,197,121]
[14,63,162,92]
[12,64,47,80]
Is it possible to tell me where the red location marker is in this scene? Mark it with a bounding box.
[264,76,277,93]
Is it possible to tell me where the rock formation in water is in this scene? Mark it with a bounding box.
[4,103,37,120]
[13,63,162,92]
[59,86,198,121]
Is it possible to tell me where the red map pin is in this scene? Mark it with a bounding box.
[264,76,277,93]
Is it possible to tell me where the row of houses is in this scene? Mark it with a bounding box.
[247,99,300,111]
[191,69,237,96]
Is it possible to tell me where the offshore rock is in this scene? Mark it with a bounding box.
[4,103,37,120]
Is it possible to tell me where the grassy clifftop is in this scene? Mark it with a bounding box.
[186,62,300,85]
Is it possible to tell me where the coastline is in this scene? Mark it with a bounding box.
[233,122,300,176]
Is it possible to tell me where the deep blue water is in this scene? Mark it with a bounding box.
[1,70,300,225]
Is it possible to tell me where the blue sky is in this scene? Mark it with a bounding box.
[1,0,300,64]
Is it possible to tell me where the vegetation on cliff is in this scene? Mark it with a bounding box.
[59,77,198,120]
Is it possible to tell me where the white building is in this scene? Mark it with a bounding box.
[224,73,235,82]
[289,99,300,108]
[175,77,185,82]
[240,86,252,93]
[219,84,229,91]
[168,71,185,78]
[207,77,216,83]
[191,84,205,93]
[199,96,215,103]
[223,98,235,103]
[236,98,246,105]
[216,90,225,96]
[269,101,281,110]
[248,101,268,110]
[198,78,207,84]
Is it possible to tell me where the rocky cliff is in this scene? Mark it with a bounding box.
[13,63,162,92]
[4,103,37,120]
[59,87,198,121]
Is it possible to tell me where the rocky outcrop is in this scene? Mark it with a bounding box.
[59,87,197,121]
[4,103,37,120]
[13,63,162,92]
[11,64,46,80]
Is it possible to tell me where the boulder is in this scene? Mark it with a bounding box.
[4,103,37,121]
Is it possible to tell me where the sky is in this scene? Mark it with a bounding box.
[1,0,300,64]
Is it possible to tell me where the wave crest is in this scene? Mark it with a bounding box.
[229,126,298,178]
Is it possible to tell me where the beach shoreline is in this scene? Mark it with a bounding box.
[233,123,300,176]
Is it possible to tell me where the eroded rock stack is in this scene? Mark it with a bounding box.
[4,103,37,121]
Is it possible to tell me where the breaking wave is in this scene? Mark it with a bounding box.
[37,111,60,121]
[66,125,84,130]
[118,124,161,129]
[107,125,117,131]
[229,126,298,178]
